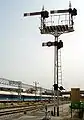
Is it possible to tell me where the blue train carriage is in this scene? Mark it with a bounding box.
[0,90,52,102]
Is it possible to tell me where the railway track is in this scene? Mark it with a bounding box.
[0,102,43,109]
[0,102,69,116]
[0,104,44,116]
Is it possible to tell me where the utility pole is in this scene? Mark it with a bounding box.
[18,81,22,101]
[23,2,77,116]
[33,81,39,101]
[40,87,42,101]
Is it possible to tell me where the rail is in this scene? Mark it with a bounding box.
[0,105,44,116]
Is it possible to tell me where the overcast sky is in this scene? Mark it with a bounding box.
[0,0,84,90]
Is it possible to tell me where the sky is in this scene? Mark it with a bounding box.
[0,0,84,90]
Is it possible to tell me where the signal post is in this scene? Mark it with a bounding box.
[24,2,77,116]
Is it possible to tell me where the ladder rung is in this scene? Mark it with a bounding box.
[58,78,62,79]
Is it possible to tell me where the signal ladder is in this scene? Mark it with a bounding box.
[58,48,63,113]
